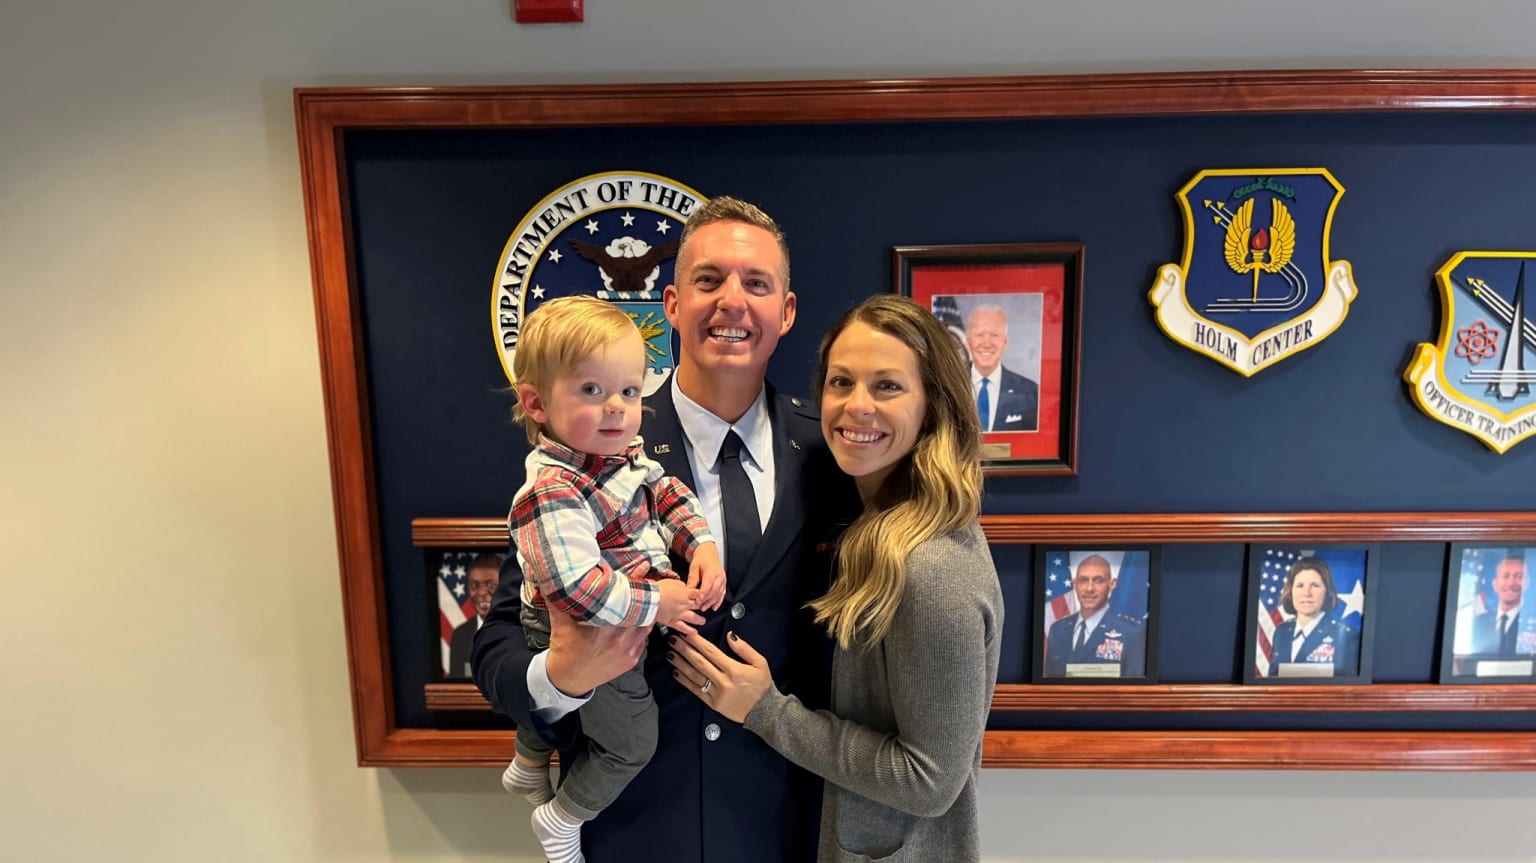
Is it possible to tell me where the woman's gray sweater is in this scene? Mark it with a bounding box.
[745,521,1003,862]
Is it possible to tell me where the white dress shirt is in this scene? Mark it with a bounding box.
[1075,606,1108,647]
[1289,620,1316,662]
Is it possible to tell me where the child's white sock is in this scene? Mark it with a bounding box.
[530,799,584,863]
[501,757,554,805]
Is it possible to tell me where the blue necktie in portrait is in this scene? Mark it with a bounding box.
[976,378,991,432]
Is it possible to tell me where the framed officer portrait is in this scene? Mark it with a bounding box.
[894,243,1083,476]
[431,549,505,681]
[1033,546,1160,684]
[1439,544,1536,683]
[1243,544,1378,685]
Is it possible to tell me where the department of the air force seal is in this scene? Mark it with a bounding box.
[1404,251,1536,453]
[492,171,707,395]
[1148,169,1359,376]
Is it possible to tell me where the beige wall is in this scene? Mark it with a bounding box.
[5,1,1536,860]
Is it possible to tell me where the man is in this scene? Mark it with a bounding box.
[446,553,501,678]
[1472,554,1529,657]
[966,304,1038,432]
[474,196,857,863]
[1045,555,1145,677]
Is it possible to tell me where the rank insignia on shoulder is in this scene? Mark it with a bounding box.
[1404,252,1536,453]
[1148,169,1359,376]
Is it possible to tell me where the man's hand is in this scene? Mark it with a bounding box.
[544,612,650,698]
[688,542,727,612]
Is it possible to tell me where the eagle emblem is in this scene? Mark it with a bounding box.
[568,238,680,297]
[492,171,706,397]
[1148,168,1359,376]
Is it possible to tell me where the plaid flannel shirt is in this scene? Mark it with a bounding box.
[512,434,713,627]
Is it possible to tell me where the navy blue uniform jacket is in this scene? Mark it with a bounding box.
[1470,608,1533,657]
[474,384,857,863]
[1045,612,1145,677]
[1270,617,1359,675]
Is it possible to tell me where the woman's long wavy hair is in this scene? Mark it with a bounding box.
[808,295,983,649]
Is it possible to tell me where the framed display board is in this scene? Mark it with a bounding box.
[296,71,1536,769]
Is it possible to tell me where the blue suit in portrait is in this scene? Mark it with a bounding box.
[985,366,1039,432]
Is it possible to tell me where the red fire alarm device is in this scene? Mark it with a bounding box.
[515,0,583,24]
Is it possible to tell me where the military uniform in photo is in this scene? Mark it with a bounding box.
[1270,616,1359,675]
[1045,610,1145,677]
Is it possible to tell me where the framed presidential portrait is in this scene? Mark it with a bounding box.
[1032,546,1160,684]
[430,549,505,681]
[894,243,1083,475]
[1439,544,1536,683]
[1243,544,1378,685]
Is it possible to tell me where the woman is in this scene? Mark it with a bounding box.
[669,295,1003,862]
[1268,556,1359,676]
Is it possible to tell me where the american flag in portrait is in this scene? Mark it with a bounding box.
[437,551,480,676]
[1041,552,1081,652]
[1253,547,1366,677]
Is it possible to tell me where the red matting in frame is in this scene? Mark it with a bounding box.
[909,262,1066,462]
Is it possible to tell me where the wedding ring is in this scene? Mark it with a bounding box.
[701,679,713,694]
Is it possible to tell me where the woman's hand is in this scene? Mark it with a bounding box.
[667,630,773,723]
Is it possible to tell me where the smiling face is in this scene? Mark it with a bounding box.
[518,329,645,457]
[467,563,499,618]
[965,307,1009,378]
[1289,568,1327,620]
[664,220,795,412]
[1494,558,1527,611]
[820,321,927,502]
[1073,558,1115,618]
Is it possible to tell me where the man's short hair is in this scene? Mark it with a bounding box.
[675,195,790,289]
[510,295,639,443]
[469,552,502,573]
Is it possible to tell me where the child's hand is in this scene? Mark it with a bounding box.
[688,543,727,612]
[656,578,702,633]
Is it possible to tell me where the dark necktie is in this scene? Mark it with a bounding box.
[976,378,991,432]
[1501,613,1516,656]
[1073,620,1086,653]
[718,431,761,584]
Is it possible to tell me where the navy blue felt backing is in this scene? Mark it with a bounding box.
[342,112,1536,730]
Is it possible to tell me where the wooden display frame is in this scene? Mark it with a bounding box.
[296,71,1536,769]
[409,513,1536,769]
[894,243,1084,475]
